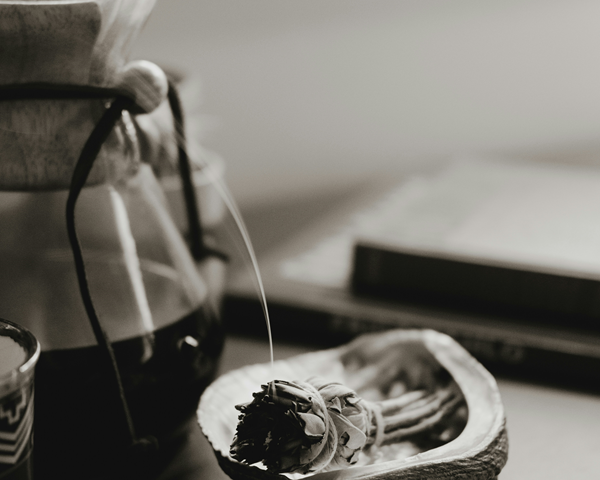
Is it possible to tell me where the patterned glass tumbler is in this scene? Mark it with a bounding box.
[0,319,40,480]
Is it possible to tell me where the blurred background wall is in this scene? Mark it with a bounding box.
[133,0,600,209]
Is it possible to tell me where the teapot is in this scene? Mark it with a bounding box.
[0,1,225,477]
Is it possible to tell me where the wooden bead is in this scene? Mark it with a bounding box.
[116,60,169,114]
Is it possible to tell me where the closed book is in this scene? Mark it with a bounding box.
[221,177,600,391]
[351,160,600,329]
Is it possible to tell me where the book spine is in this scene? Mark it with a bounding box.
[351,243,600,331]
[223,293,600,392]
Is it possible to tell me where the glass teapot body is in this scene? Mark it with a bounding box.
[0,166,224,476]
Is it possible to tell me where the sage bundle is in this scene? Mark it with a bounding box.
[230,376,464,475]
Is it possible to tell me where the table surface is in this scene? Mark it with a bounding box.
[160,182,600,479]
[156,334,600,480]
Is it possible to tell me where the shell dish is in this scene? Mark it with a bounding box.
[198,329,508,479]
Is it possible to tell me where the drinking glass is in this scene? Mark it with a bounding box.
[0,319,40,480]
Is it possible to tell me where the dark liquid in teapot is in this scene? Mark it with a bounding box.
[33,305,224,479]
